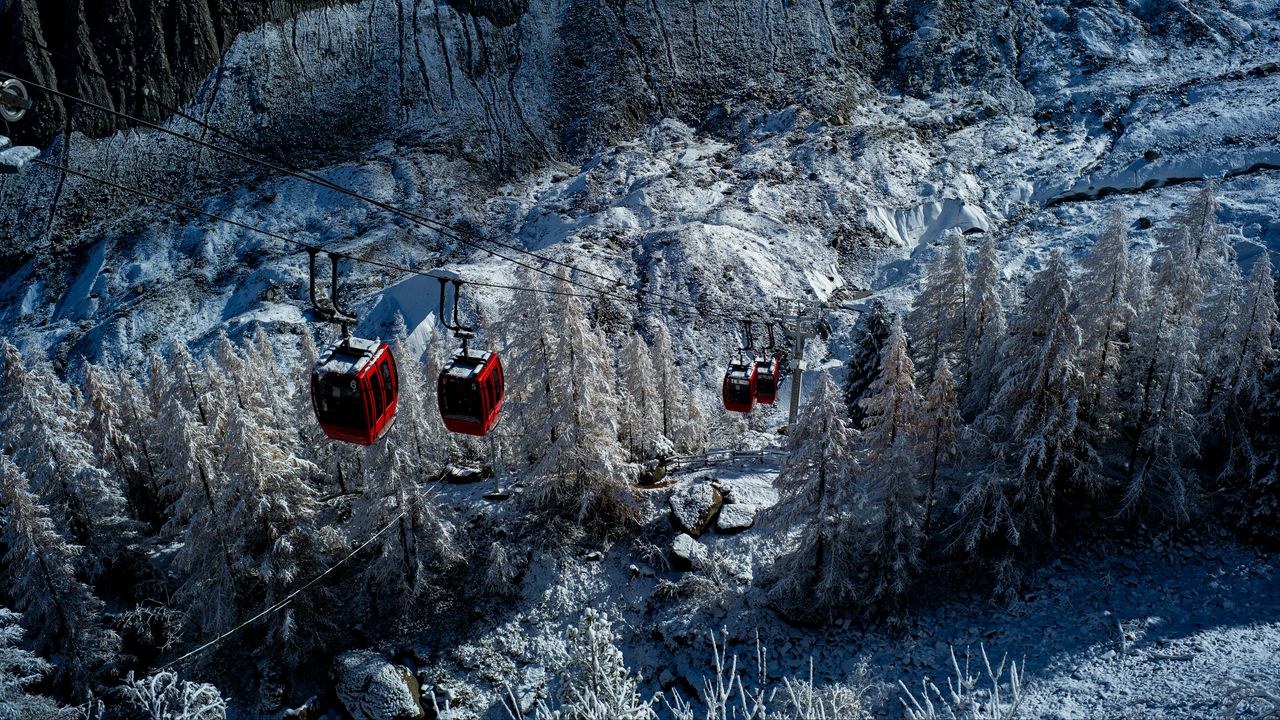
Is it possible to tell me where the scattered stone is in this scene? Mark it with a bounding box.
[585,551,603,562]
[1101,649,1117,661]
[669,482,723,537]
[334,651,425,720]
[671,533,709,570]
[439,464,490,484]
[719,477,779,508]
[716,503,758,533]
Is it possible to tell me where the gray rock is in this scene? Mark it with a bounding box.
[669,482,723,537]
[671,533,708,570]
[716,503,757,533]
[334,651,425,720]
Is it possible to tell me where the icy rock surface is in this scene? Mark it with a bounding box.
[669,481,722,537]
[334,651,425,720]
[716,503,757,533]
[671,533,708,570]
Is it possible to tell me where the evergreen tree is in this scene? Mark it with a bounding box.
[1075,212,1137,432]
[962,235,1006,417]
[161,399,238,635]
[499,273,560,469]
[1205,250,1278,482]
[859,318,924,605]
[220,404,337,658]
[767,370,860,615]
[523,271,637,532]
[618,333,666,460]
[649,324,706,454]
[4,349,126,557]
[842,299,895,425]
[0,455,119,695]
[355,437,460,607]
[907,233,968,381]
[0,607,67,719]
[919,357,963,542]
[1121,227,1204,520]
[981,250,1095,538]
[83,364,158,525]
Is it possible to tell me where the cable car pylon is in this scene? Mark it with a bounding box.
[432,271,504,437]
[308,249,400,445]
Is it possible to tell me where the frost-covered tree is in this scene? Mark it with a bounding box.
[387,313,454,470]
[980,250,1096,538]
[116,373,162,507]
[919,357,963,541]
[618,333,667,460]
[0,607,68,719]
[83,364,159,525]
[220,404,337,657]
[962,234,1004,413]
[355,437,460,606]
[1075,212,1137,431]
[843,299,895,425]
[0,455,119,695]
[908,233,968,381]
[650,323,706,454]
[499,275,561,469]
[522,272,638,532]
[859,318,925,604]
[162,399,238,635]
[1121,227,1204,520]
[3,346,126,556]
[1203,250,1278,481]
[553,609,658,720]
[767,370,860,614]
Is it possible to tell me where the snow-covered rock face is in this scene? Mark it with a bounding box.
[334,651,425,720]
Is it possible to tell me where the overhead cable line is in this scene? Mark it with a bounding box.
[29,157,724,314]
[1,67,746,322]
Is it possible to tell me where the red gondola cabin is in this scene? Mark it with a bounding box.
[311,337,399,445]
[754,357,779,404]
[438,351,504,436]
[722,361,758,413]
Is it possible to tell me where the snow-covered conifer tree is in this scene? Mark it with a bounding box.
[859,318,924,604]
[919,357,962,541]
[962,235,1006,416]
[220,403,337,655]
[980,250,1095,537]
[843,299,895,425]
[83,363,159,525]
[1075,212,1137,431]
[767,370,860,614]
[907,233,968,381]
[1121,229,1204,520]
[161,398,238,635]
[0,607,67,718]
[650,323,706,454]
[499,273,559,468]
[6,354,126,556]
[523,271,638,532]
[0,455,119,694]
[618,333,666,460]
[355,438,460,605]
[1203,250,1278,481]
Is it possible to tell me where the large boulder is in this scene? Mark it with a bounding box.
[334,651,425,720]
[669,482,723,537]
[671,533,709,571]
[716,504,757,533]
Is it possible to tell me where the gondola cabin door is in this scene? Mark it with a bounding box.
[311,337,399,445]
